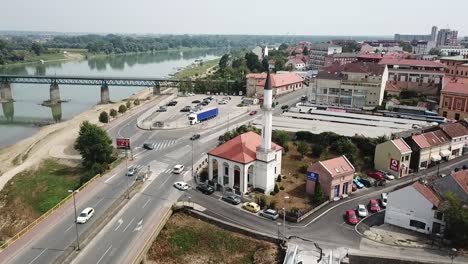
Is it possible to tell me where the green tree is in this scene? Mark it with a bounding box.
[399,41,413,52]
[302,46,309,55]
[31,42,45,56]
[261,57,269,71]
[274,183,279,193]
[277,175,282,182]
[118,104,127,113]
[245,52,262,72]
[109,109,118,118]
[279,43,288,51]
[133,99,140,106]
[330,138,358,163]
[218,54,230,71]
[99,111,109,123]
[429,48,440,56]
[312,144,324,157]
[269,200,277,210]
[443,192,468,247]
[259,195,267,208]
[312,182,326,205]
[126,101,131,109]
[297,141,310,158]
[272,130,290,147]
[74,121,115,170]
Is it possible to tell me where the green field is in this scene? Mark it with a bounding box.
[174,58,220,79]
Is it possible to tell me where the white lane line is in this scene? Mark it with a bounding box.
[65,224,74,232]
[96,245,113,264]
[158,175,173,190]
[27,248,47,264]
[114,219,123,231]
[122,217,135,232]
[104,174,117,183]
[94,197,105,207]
[142,198,151,209]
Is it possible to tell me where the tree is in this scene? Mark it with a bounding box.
[312,144,324,157]
[118,104,127,113]
[133,99,140,106]
[126,101,131,109]
[274,59,285,72]
[109,109,118,118]
[330,137,358,163]
[429,48,441,56]
[218,54,230,71]
[277,175,282,182]
[261,57,269,71]
[279,43,288,51]
[259,195,267,208]
[302,46,309,55]
[99,111,109,123]
[274,183,280,193]
[74,121,115,170]
[297,141,310,158]
[31,42,45,56]
[272,130,290,147]
[312,182,326,205]
[399,41,413,53]
[245,52,262,72]
[443,192,468,247]
[269,200,277,210]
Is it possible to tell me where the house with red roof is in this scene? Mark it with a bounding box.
[305,156,355,201]
[246,72,303,97]
[439,122,468,158]
[405,131,451,172]
[374,139,412,178]
[285,57,306,71]
[439,79,468,120]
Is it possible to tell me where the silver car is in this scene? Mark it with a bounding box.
[260,209,279,220]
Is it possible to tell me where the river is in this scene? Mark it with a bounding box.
[0,48,226,148]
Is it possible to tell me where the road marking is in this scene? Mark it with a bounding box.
[114,219,123,231]
[122,217,135,232]
[158,175,172,190]
[96,245,112,264]
[94,197,104,207]
[65,224,74,232]
[104,174,117,183]
[142,198,151,209]
[133,219,143,232]
[27,248,47,264]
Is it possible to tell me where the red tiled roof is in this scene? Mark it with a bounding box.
[256,73,303,88]
[442,81,468,95]
[379,58,445,68]
[432,130,450,144]
[422,132,443,146]
[392,139,411,153]
[358,53,383,59]
[441,122,468,138]
[208,132,282,164]
[385,81,401,92]
[321,62,385,76]
[319,156,355,178]
[288,58,305,65]
[412,182,441,207]
[412,134,431,149]
[246,73,267,79]
[451,170,468,193]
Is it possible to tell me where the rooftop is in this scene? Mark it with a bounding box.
[411,134,431,149]
[318,155,355,178]
[392,138,412,153]
[256,72,303,87]
[318,62,385,79]
[432,171,468,204]
[412,182,441,207]
[379,58,446,68]
[442,80,468,95]
[441,122,468,138]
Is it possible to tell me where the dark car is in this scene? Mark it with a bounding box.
[260,209,279,220]
[367,171,385,181]
[201,101,209,106]
[222,195,241,205]
[167,100,178,106]
[192,100,201,104]
[143,143,156,150]
[196,185,214,195]
[190,134,201,140]
[281,105,289,110]
[180,106,191,112]
[359,178,376,188]
[463,165,468,170]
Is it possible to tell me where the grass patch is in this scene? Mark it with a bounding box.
[175,58,220,79]
[149,213,281,264]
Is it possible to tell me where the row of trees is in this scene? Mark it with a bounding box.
[99,100,140,123]
[0,38,49,64]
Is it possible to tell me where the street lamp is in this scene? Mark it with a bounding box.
[283,196,289,242]
[449,248,457,264]
[277,223,281,240]
[125,150,130,199]
[68,189,80,251]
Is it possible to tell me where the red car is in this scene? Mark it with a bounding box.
[249,110,257,116]
[345,210,359,225]
[367,171,384,181]
[368,199,381,213]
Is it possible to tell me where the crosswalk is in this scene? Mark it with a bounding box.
[151,139,178,151]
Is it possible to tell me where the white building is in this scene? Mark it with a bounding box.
[286,58,306,71]
[207,72,283,194]
[252,46,268,61]
[385,182,444,234]
[439,46,468,56]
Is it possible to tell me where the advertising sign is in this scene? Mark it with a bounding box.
[306,172,318,182]
[389,158,400,172]
[116,138,130,150]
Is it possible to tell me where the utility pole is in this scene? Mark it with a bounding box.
[68,189,80,251]
[125,150,130,199]
[191,132,195,181]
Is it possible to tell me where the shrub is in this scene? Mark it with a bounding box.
[269,200,277,210]
[298,165,308,174]
[279,185,285,190]
[277,175,282,182]
[274,183,279,193]
[126,101,131,109]
[297,141,310,158]
[259,195,267,208]
[134,99,140,106]
[109,109,118,118]
[199,168,208,182]
[118,104,127,113]
[99,111,109,123]
[312,144,324,157]
[312,182,326,205]
[270,191,276,196]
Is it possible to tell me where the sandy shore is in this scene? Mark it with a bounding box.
[0,87,155,191]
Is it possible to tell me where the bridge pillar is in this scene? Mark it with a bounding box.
[100,84,110,104]
[49,82,61,104]
[0,82,13,101]
[153,82,161,95]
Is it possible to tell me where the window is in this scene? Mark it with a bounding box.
[420,161,428,168]
[274,167,277,174]
[434,211,443,220]
[444,98,450,107]
[455,113,460,120]
[405,155,409,161]
[401,156,404,162]
[455,99,463,110]
[443,111,448,117]
[410,220,426,229]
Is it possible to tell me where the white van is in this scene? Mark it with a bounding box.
[173,165,184,174]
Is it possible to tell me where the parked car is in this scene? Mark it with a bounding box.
[156,106,167,112]
[196,185,214,195]
[281,105,289,110]
[353,178,364,189]
[260,209,279,220]
[368,199,381,213]
[221,194,241,205]
[126,166,138,176]
[358,177,375,188]
[181,106,191,112]
[242,202,260,213]
[192,100,201,104]
[249,110,257,116]
[76,207,95,224]
[352,183,358,191]
[187,93,195,97]
[201,101,209,106]
[173,164,185,174]
[167,100,178,106]
[190,134,201,140]
[218,100,227,105]
[345,210,359,225]
[379,170,395,180]
[463,165,468,170]
[143,142,156,150]
[367,171,385,181]
[357,204,368,218]
[380,193,388,208]
[174,181,189,191]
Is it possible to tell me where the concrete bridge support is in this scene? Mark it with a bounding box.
[0,82,13,101]
[49,82,61,104]
[100,84,110,104]
[153,82,161,95]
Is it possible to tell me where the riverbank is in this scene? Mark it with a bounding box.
[174,58,220,79]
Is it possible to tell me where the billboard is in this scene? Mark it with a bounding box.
[116,138,130,149]
[306,172,318,182]
[389,158,400,172]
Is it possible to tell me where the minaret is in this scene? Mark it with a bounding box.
[261,71,273,151]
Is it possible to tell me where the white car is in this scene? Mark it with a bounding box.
[218,100,227,105]
[187,93,195,96]
[380,192,388,208]
[379,170,395,180]
[173,165,184,174]
[174,181,189,191]
[76,207,95,224]
[357,204,368,218]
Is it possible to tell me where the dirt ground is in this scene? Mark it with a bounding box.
[147,213,282,264]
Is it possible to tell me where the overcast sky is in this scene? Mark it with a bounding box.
[2,0,467,36]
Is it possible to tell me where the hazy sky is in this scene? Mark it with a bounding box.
[2,0,467,36]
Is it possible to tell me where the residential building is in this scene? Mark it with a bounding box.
[461,37,468,48]
[405,131,450,172]
[374,139,412,178]
[385,182,444,234]
[439,79,468,120]
[432,170,468,204]
[361,40,403,53]
[309,43,342,70]
[439,46,468,56]
[439,56,468,78]
[439,122,468,158]
[285,58,306,71]
[245,72,303,97]
[323,52,358,67]
[379,58,446,85]
[252,45,268,61]
[394,26,437,42]
[412,41,436,55]
[436,29,458,47]
[314,62,388,107]
[306,156,355,201]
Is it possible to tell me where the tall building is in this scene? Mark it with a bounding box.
[308,43,342,70]
[394,26,437,42]
[431,26,438,41]
[437,29,459,47]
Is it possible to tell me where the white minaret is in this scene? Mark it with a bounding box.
[255,70,278,194]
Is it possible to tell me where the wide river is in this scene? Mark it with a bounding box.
[0,48,226,148]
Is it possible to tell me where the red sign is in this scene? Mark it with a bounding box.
[389,158,399,172]
[116,138,130,149]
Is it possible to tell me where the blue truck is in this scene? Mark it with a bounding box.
[188,107,219,125]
